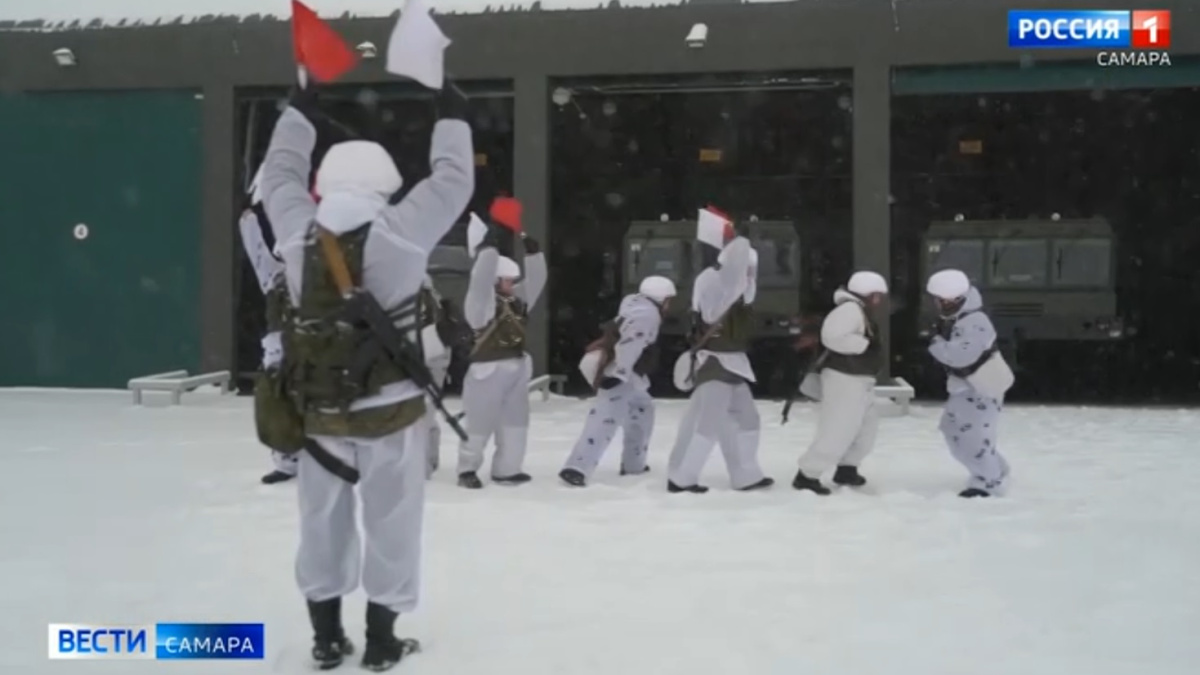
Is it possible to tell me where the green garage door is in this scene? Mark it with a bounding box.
[0,90,201,388]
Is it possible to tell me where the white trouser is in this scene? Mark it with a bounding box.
[667,380,765,489]
[295,421,428,614]
[797,369,878,477]
[456,357,531,477]
[562,382,655,477]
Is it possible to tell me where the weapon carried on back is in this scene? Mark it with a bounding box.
[316,228,469,441]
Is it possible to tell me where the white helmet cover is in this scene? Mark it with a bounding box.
[315,140,403,198]
[926,269,971,300]
[495,256,521,280]
[638,275,677,303]
[847,270,889,296]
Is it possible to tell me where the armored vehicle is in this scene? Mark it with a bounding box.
[623,218,805,393]
[918,218,1129,358]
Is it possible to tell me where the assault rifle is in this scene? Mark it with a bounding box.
[318,229,468,442]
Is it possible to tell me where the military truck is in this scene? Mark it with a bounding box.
[918,218,1130,363]
[622,218,805,393]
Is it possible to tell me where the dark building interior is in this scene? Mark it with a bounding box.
[230,76,1200,405]
[545,72,854,397]
[891,87,1200,404]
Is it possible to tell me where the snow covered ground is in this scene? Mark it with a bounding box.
[1,388,1198,675]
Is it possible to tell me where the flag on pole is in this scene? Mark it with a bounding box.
[291,0,358,83]
[490,196,523,233]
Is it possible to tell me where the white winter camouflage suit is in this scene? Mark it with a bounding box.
[562,292,661,479]
[260,106,474,614]
[457,246,548,479]
[929,287,1011,493]
[797,288,880,478]
[238,207,298,478]
[667,236,768,490]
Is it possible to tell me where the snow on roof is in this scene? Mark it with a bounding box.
[0,0,787,31]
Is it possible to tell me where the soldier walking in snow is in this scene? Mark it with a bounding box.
[559,275,676,487]
[925,269,1015,498]
[666,226,773,493]
[792,271,889,494]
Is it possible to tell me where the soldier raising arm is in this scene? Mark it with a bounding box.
[258,78,474,673]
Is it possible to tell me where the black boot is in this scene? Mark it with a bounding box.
[361,602,421,672]
[619,465,650,476]
[457,471,483,489]
[667,481,709,494]
[832,465,867,487]
[737,477,775,491]
[559,468,586,487]
[493,472,532,485]
[307,598,354,670]
[261,470,295,484]
[791,469,832,495]
[959,488,991,498]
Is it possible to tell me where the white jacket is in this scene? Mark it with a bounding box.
[819,289,875,379]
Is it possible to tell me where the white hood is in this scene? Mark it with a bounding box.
[315,140,403,199]
[314,190,388,235]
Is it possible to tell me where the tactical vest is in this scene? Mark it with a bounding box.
[695,301,756,353]
[689,301,756,386]
[822,304,884,378]
[263,274,291,334]
[282,224,424,438]
[470,296,527,363]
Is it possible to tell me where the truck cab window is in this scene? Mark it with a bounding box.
[988,239,1048,287]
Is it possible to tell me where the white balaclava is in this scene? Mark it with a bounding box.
[315,141,403,198]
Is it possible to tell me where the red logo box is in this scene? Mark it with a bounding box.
[1132,10,1171,49]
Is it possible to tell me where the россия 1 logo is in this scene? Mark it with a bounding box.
[1008,9,1172,67]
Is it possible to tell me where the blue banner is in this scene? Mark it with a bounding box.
[154,623,265,660]
[1008,10,1131,49]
